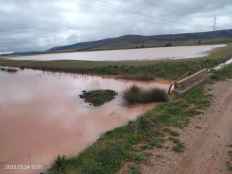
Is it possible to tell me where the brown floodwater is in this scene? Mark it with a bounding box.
[8,44,225,61]
[0,69,170,174]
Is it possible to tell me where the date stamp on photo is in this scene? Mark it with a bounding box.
[2,163,44,170]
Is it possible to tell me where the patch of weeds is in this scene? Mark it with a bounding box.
[163,127,180,137]
[130,152,147,162]
[141,144,153,150]
[80,89,117,106]
[183,86,210,110]
[148,137,164,149]
[124,86,169,104]
[168,137,181,144]
[128,164,141,174]
[172,141,185,153]
[155,101,189,128]
[228,150,232,157]
[225,146,232,171]
[210,64,232,81]
[52,155,67,174]
[168,136,185,153]
[226,161,232,171]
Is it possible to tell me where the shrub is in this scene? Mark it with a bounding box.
[51,155,66,174]
[123,86,168,104]
[80,89,117,106]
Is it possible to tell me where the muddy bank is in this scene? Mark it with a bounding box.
[0,69,170,174]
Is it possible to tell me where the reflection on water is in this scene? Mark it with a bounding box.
[0,69,170,174]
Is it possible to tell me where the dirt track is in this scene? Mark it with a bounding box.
[141,80,232,174]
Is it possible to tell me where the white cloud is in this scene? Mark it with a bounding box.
[0,0,231,52]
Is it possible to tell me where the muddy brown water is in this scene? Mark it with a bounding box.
[8,44,225,61]
[0,69,170,174]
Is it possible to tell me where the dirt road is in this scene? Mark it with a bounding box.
[141,80,232,174]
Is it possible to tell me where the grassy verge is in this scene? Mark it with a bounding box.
[226,148,232,171]
[210,64,232,81]
[123,86,168,104]
[47,86,210,174]
[1,44,232,81]
[79,90,117,106]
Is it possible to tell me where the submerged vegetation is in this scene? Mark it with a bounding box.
[0,44,232,80]
[124,86,168,104]
[79,90,117,106]
[0,66,18,73]
[47,86,210,174]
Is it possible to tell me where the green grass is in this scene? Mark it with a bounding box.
[163,128,180,137]
[128,164,141,174]
[79,90,117,106]
[227,150,232,171]
[123,86,169,104]
[168,137,185,153]
[1,44,232,81]
[172,142,185,153]
[226,147,232,171]
[46,86,210,174]
[130,152,147,162]
[210,64,232,81]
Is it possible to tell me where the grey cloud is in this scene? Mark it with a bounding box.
[0,0,232,52]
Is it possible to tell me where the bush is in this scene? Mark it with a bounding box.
[80,89,117,106]
[51,155,66,174]
[123,86,168,104]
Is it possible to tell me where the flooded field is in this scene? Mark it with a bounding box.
[0,69,170,174]
[9,44,225,61]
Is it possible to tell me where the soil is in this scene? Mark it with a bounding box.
[127,80,232,174]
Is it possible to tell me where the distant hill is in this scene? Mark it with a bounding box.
[49,29,232,52]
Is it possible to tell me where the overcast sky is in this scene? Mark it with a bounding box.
[0,0,232,52]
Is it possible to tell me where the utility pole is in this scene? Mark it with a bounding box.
[213,16,217,31]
